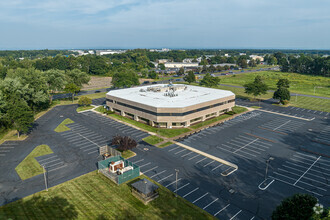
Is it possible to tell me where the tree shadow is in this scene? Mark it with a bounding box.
[0,196,78,219]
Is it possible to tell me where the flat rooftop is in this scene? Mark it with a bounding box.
[107,84,234,108]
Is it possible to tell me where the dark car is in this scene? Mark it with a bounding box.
[142,81,150,85]
[152,81,158,84]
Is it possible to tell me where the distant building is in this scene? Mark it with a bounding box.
[158,59,170,64]
[97,50,126,55]
[165,62,199,68]
[249,55,264,62]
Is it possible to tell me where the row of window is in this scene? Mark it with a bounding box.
[107,98,235,117]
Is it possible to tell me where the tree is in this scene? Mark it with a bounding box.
[44,69,67,102]
[78,96,92,106]
[272,194,317,220]
[256,58,261,65]
[158,63,165,70]
[273,87,291,104]
[111,135,137,151]
[66,69,90,87]
[249,59,257,67]
[183,71,196,84]
[244,76,268,101]
[273,78,291,104]
[238,59,248,68]
[178,67,185,75]
[276,78,290,89]
[6,98,34,138]
[200,73,220,87]
[148,71,158,79]
[111,68,140,88]
[64,83,80,103]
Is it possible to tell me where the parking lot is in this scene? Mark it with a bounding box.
[0,100,329,219]
[236,98,329,120]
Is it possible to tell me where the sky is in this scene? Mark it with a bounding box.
[0,0,329,50]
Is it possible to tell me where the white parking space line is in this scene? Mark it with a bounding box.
[214,204,230,216]
[87,150,99,154]
[143,166,159,174]
[203,160,215,167]
[174,183,190,192]
[183,187,199,198]
[45,162,64,168]
[169,146,180,152]
[181,152,193,157]
[196,157,207,164]
[203,198,219,210]
[174,149,186,155]
[0,150,10,153]
[274,120,291,131]
[41,158,60,164]
[132,159,144,164]
[218,145,252,159]
[188,154,200,160]
[48,164,67,172]
[294,156,321,185]
[285,161,328,176]
[230,210,242,220]
[212,164,224,171]
[165,178,182,187]
[158,174,173,182]
[139,162,151,168]
[150,170,166,178]
[38,155,58,162]
[192,192,209,203]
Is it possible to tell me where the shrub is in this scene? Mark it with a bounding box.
[111,135,137,151]
[225,111,235,115]
[78,96,92,106]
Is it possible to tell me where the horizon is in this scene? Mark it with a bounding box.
[0,0,329,50]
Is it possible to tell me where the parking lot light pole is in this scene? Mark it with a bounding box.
[43,165,48,192]
[175,169,179,197]
[264,157,274,182]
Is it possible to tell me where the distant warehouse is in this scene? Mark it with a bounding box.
[106,84,235,128]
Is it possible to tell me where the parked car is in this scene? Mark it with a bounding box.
[142,81,150,85]
[152,81,158,84]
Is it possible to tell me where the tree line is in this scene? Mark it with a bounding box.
[0,68,89,136]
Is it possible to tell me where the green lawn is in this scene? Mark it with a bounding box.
[190,106,248,130]
[120,150,136,159]
[54,118,74,132]
[0,172,214,220]
[289,96,330,112]
[142,136,164,145]
[15,145,53,180]
[219,71,330,97]
[95,110,191,138]
[158,142,173,148]
[76,105,94,112]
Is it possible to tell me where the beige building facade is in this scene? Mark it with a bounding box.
[106,84,235,128]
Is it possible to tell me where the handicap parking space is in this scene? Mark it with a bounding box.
[80,111,149,141]
[259,118,305,134]
[35,154,67,173]
[60,123,109,155]
[270,151,330,197]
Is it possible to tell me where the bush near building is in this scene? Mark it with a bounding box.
[78,96,92,106]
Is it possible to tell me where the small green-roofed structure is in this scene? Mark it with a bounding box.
[131,178,159,204]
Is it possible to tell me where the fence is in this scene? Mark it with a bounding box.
[99,145,122,157]
[98,155,140,185]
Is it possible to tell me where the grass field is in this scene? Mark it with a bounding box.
[158,142,173,148]
[120,150,136,159]
[219,71,330,97]
[289,96,330,112]
[76,105,94,112]
[0,130,27,145]
[15,145,53,180]
[0,172,214,220]
[143,136,164,145]
[54,118,74,132]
